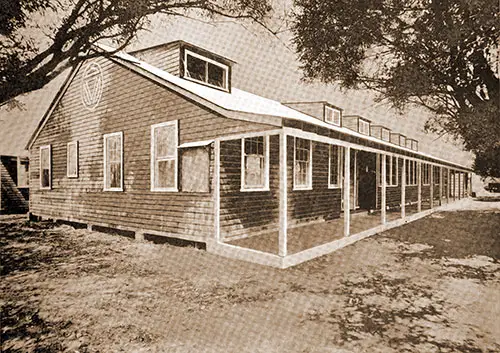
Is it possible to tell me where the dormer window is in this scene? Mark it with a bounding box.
[381,129,391,142]
[325,106,341,126]
[184,49,228,90]
[359,120,370,135]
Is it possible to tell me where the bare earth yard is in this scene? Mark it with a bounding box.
[1,199,499,352]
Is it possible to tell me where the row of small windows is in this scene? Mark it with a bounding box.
[38,131,442,192]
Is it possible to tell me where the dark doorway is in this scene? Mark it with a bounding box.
[357,151,377,211]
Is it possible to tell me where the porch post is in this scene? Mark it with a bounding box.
[458,172,461,200]
[344,147,351,236]
[446,168,450,203]
[214,139,221,242]
[439,166,443,206]
[401,157,406,218]
[430,165,434,208]
[381,154,387,224]
[279,131,288,257]
[417,161,422,212]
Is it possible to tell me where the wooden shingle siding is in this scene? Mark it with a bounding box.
[287,137,341,225]
[219,136,280,239]
[283,102,325,121]
[30,56,274,240]
[132,45,181,76]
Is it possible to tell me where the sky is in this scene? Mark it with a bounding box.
[0,9,473,166]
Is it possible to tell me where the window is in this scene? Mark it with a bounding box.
[359,120,370,135]
[328,145,343,188]
[405,160,418,186]
[184,50,228,90]
[399,135,406,146]
[405,139,412,149]
[67,141,78,178]
[422,163,431,185]
[294,138,312,189]
[411,140,418,151]
[151,121,178,191]
[17,158,29,188]
[325,106,341,126]
[40,145,51,189]
[433,166,440,184]
[181,147,210,193]
[241,136,269,191]
[103,132,123,191]
[378,155,398,187]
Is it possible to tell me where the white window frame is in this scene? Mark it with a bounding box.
[183,49,229,91]
[422,163,431,185]
[103,131,123,192]
[387,156,399,187]
[406,160,418,186]
[399,135,407,147]
[240,135,270,192]
[358,120,370,135]
[293,137,313,190]
[150,121,178,192]
[67,141,79,178]
[324,106,341,126]
[328,144,343,189]
[39,145,52,190]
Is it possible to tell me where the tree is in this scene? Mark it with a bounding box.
[292,0,500,177]
[0,0,271,106]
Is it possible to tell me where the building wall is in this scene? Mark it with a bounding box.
[219,135,280,240]
[283,102,324,122]
[1,156,29,213]
[132,44,181,76]
[342,116,358,132]
[29,57,275,240]
[287,137,342,225]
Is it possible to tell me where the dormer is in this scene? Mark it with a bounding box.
[282,101,343,127]
[390,133,406,147]
[130,40,235,92]
[343,115,371,135]
[406,138,418,151]
[370,125,391,142]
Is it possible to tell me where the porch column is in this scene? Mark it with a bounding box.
[417,161,422,212]
[401,157,406,218]
[439,166,443,206]
[458,172,461,200]
[381,154,387,224]
[279,131,288,257]
[446,168,450,203]
[214,139,221,242]
[430,165,434,208]
[344,147,351,236]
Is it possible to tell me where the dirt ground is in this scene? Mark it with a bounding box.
[1,200,499,353]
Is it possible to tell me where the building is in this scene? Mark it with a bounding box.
[0,155,29,213]
[26,41,472,267]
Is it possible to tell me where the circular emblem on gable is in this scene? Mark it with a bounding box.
[81,62,103,110]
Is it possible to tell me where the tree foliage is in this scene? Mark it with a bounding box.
[0,0,271,106]
[292,0,500,177]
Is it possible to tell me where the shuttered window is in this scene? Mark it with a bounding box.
[328,145,343,188]
[151,121,178,191]
[294,137,312,190]
[241,136,269,191]
[40,145,51,189]
[104,132,123,191]
[67,141,78,178]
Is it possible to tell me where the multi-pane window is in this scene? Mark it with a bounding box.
[40,145,51,189]
[422,163,431,185]
[241,136,269,191]
[67,141,78,178]
[104,132,123,191]
[359,120,370,135]
[324,106,341,126]
[378,155,398,186]
[405,160,418,186]
[151,121,178,191]
[328,145,343,188]
[399,135,407,147]
[184,50,228,90]
[294,137,312,189]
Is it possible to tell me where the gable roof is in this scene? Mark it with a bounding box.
[27,44,472,172]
